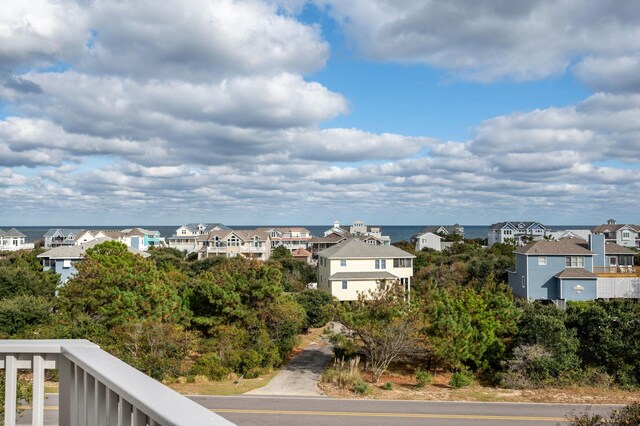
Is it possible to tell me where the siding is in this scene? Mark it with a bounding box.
[559,278,598,301]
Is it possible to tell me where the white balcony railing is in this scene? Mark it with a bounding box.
[0,340,233,426]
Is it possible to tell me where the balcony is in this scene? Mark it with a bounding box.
[0,340,232,426]
[593,266,640,277]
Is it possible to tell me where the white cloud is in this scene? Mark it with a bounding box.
[316,0,640,82]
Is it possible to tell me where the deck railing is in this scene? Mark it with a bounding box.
[593,266,639,276]
[0,340,233,426]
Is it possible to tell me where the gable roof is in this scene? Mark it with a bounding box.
[592,223,639,234]
[43,228,83,238]
[516,239,594,255]
[489,221,546,231]
[318,238,414,259]
[2,228,26,238]
[179,223,231,233]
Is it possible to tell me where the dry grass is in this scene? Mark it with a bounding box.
[320,370,640,404]
[167,371,279,396]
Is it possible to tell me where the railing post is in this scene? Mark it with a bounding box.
[32,354,46,426]
[4,354,17,426]
[58,355,75,426]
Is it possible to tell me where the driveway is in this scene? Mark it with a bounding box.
[246,336,334,397]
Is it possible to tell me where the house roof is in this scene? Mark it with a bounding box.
[416,225,463,236]
[43,228,83,238]
[291,248,311,257]
[516,239,594,255]
[489,221,546,231]
[179,223,231,233]
[329,271,399,281]
[1,228,26,238]
[592,224,639,234]
[548,229,592,241]
[37,238,151,259]
[554,268,597,279]
[198,229,270,242]
[605,242,635,255]
[318,238,414,259]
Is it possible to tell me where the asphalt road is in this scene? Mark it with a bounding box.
[191,395,619,426]
[17,393,620,425]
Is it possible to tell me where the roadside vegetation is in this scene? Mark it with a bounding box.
[2,238,640,403]
[0,244,334,391]
[321,239,640,400]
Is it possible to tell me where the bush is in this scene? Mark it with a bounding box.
[415,368,432,388]
[191,353,229,381]
[294,290,336,330]
[321,356,362,389]
[449,369,473,389]
[567,402,640,425]
[353,379,370,395]
[383,381,393,390]
[329,333,359,360]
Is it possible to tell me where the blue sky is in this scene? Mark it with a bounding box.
[0,0,639,226]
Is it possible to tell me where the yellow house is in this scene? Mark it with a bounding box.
[317,239,415,301]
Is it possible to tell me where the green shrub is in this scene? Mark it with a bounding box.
[329,333,359,360]
[415,368,432,388]
[191,353,229,381]
[382,381,393,390]
[353,379,370,395]
[449,369,473,389]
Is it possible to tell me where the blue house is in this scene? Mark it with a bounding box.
[508,234,639,303]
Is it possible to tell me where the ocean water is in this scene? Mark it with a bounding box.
[2,224,596,244]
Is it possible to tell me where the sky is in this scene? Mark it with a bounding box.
[1,0,639,226]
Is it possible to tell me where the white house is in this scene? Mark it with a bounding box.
[592,219,640,248]
[317,239,415,301]
[258,227,313,251]
[196,229,272,260]
[0,228,34,251]
[488,221,549,246]
[323,220,391,245]
[412,231,442,251]
[166,223,231,252]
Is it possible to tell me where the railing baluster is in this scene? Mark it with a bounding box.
[133,408,147,426]
[106,389,118,426]
[76,365,86,425]
[32,354,46,426]
[97,381,107,426]
[120,400,133,426]
[86,374,96,425]
[4,354,17,426]
[59,355,75,426]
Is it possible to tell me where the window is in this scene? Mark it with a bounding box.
[375,259,386,269]
[565,256,584,268]
[393,258,412,268]
[342,281,348,290]
[623,231,630,240]
[63,259,72,269]
[181,229,186,235]
[340,259,347,267]
[538,256,547,266]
